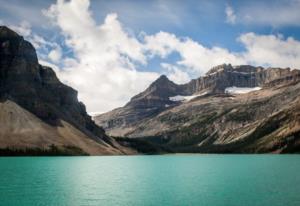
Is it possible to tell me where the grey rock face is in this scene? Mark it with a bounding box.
[95,63,300,139]
[127,74,187,108]
[182,64,300,94]
[0,26,120,150]
[95,75,185,133]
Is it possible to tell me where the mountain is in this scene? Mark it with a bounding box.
[95,64,300,153]
[0,26,135,155]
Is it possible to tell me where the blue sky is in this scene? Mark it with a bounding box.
[1,0,300,113]
[2,0,300,50]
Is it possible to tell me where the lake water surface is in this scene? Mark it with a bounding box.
[0,155,299,206]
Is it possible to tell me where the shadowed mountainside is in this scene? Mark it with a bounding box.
[0,26,135,155]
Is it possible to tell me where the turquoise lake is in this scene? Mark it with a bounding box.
[0,155,299,206]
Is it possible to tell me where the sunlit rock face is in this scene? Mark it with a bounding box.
[95,62,300,153]
[95,62,300,137]
[184,64,300,94]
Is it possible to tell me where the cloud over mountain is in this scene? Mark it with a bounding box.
[6,0,300,114]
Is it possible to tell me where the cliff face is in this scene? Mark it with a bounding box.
[95,64,300,153]
[183,64,300,94]
[95,63,300,136]
[0,26,134,155]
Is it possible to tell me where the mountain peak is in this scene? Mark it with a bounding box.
[154,74,170,83]
[205,63,233,75]
[149,74,176,89]
[0,26,134,155]
[0,26,20,38]
[126,74,181,108]
[158,74,168,79]
[0,25,37,64]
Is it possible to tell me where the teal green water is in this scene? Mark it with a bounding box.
[0,155,300,206]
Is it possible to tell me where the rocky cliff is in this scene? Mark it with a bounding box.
[0,26,134,155]
[95,64,300,153]
[183,64,300,93]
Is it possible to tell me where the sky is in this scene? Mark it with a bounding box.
[1,0,300,114]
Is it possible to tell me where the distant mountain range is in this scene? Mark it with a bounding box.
[1,26,299,155]
[0,26,135,155]
[95,63,300,153]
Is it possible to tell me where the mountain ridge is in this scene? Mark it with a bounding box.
[95,63,300,153]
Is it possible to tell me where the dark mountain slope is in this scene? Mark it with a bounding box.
[0,26,135,155]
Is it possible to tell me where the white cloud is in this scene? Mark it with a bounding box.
[161,63,190,84]
[48,45,62,63]
[143,31,180,58]
[144,31,245,75]
[10,21,31,36]
[225,4,236,24]
[43,0,158,114]
[145,31,300,75]
[44,1,146,64]
[37,0,300,114]
[239,32,300,68]
[30,34,52,49]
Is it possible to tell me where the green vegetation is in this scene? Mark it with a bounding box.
[114,136,173,154]
[0,144,88,156]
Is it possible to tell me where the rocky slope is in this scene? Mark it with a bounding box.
[95,64,300,153]
[0,26,135,155]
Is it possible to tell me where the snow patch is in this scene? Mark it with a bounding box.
[225,86,261,94]
[207,71,217,76]
[169,92,207,102]
[230,71,251,75]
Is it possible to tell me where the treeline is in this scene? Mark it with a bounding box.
[114,136,173,154]
[0,145,88,156]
